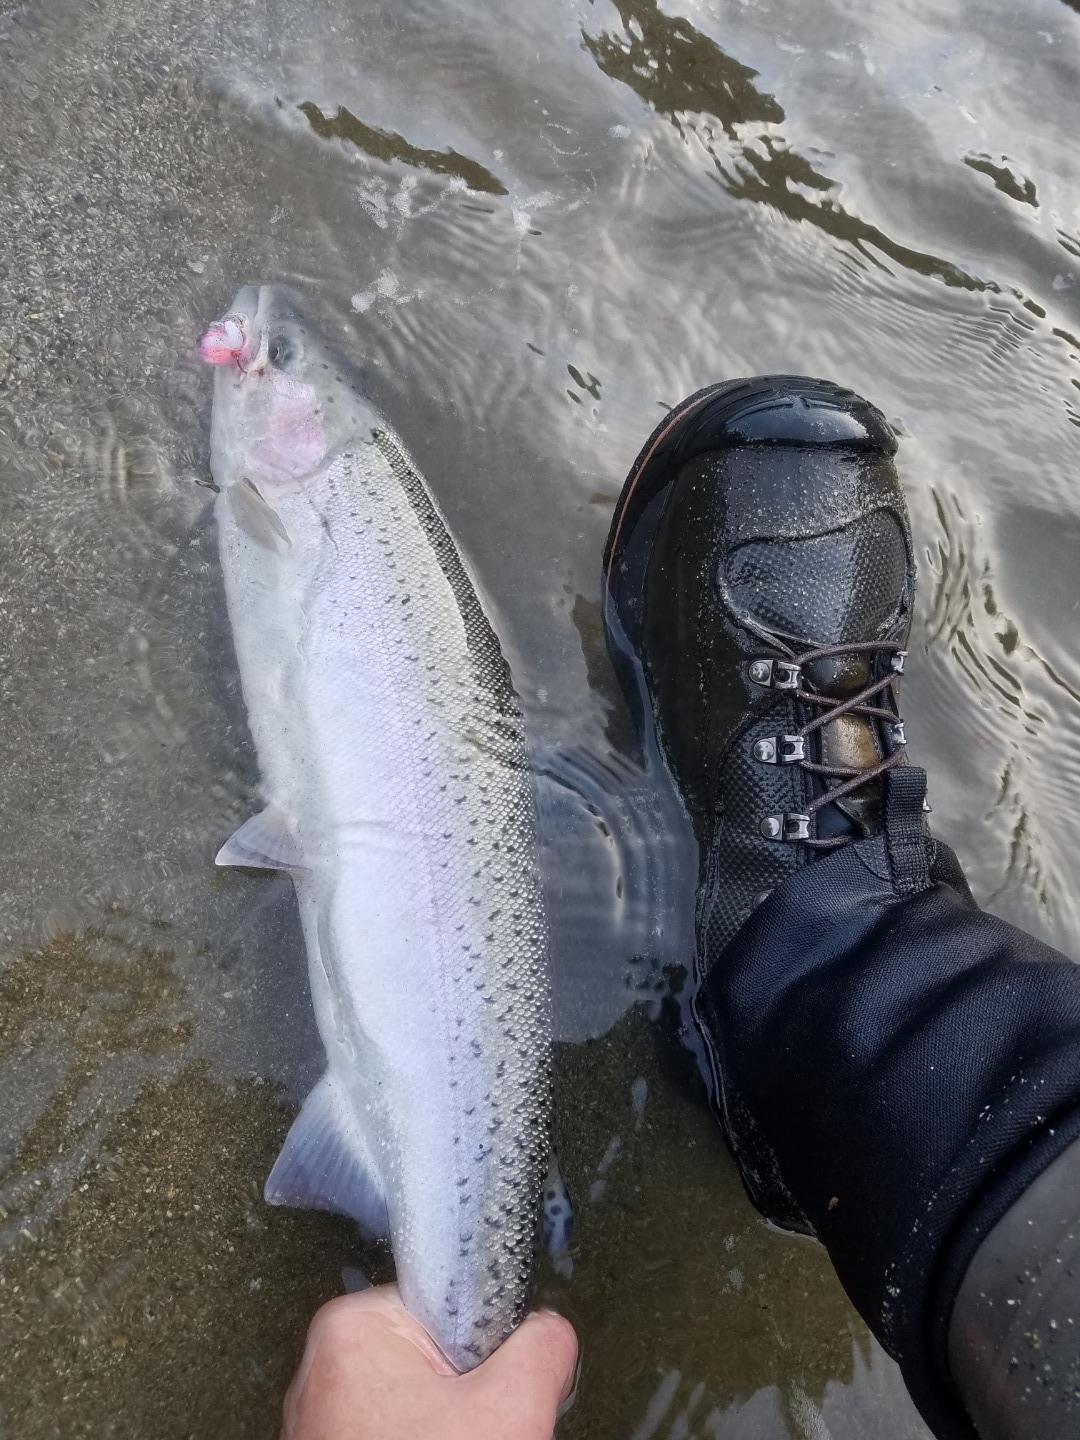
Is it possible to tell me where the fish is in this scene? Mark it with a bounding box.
[200,283,556,1370]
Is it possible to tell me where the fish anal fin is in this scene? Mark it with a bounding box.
[265,1074,388,1238]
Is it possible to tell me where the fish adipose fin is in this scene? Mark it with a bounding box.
[228,477,291,552]
[265,1074,389,1237]
[215,804,305,871]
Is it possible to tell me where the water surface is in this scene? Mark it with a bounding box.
[2,0,1080,1435]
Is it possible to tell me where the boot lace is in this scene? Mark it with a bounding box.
[752,640,907,850]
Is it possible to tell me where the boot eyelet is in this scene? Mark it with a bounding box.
[773,661,801,690]
[888,720,906,748]
[760,813,811,842]
[747,659,801,690]
[890,651,907,674]
[753,735,806,764]
[779,734,805,763]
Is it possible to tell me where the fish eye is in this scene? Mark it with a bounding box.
[267,334,295,368]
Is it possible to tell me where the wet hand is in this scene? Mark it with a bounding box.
[281,1285,579,1440]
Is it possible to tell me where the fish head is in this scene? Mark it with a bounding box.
[200,283,372,495]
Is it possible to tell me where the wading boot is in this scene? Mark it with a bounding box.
[603,376,921,1226]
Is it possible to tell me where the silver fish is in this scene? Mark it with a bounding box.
[201,284,554,1370]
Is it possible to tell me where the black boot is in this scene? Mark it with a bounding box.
[604,376,921,1221]
[604,376,914,930]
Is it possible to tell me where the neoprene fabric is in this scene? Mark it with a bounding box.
[695,766,1080,1439]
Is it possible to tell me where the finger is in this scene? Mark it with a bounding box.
[312,1286,457,1375]
[497,1311,579,1401]
[282,1286,454,1440]
[464,1310,579,1425]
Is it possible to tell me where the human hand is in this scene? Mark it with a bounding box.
[281,1284,579,1440]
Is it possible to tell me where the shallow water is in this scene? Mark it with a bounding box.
[2,0,1079,1434]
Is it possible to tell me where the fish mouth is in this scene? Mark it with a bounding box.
[199,311,249,366]
[198,283,272,370]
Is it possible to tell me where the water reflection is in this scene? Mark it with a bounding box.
[963,154,1038,208]
[584,0,995,292]
[299,101,509,194]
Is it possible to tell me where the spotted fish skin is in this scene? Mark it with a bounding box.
[204,284,553,1370]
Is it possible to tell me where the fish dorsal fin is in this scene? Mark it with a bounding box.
[228,477,291,553]
[215,804,305,871]
[265,1074,389,1237]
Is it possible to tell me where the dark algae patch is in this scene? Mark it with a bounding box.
[583,0,1010,294]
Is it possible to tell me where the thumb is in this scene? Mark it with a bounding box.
[465,1311,579,1427]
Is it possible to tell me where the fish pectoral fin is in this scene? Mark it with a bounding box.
[228,477,291,553]
[215,804,305,871]
[264,1074,389,1237]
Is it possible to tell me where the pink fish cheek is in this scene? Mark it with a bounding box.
[257,378,328,478]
